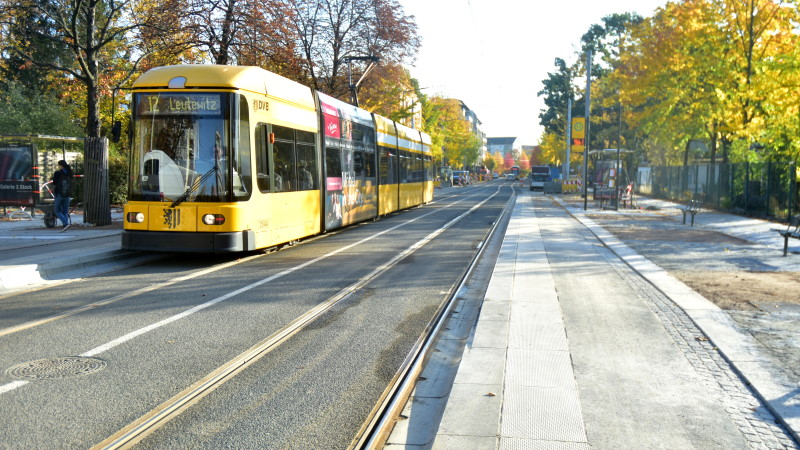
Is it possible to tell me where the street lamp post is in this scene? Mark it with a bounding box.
[614,104,621,211]
[583,49,592,211]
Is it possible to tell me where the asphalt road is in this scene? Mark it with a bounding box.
[0,184,512,448]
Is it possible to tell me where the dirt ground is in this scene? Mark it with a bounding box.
[591,214,800,312]
[671,270,800,311]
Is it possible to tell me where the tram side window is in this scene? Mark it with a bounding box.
[379,146,398,185]
[271,125,318,192]
[398,150,409,184]
[273,139,296,192]
[297,142,316,190]
[255,124,270,192]
[364,151,375,179]
[234,96,252,199]
[425,155,433,181]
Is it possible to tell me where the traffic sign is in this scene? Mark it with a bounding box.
[572,117,585,139]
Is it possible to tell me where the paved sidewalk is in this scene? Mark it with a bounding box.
[436,193,588,447]
[0,211,158,295]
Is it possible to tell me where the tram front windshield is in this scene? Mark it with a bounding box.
[129,92,242,203]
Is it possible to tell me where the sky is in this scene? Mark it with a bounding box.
[397,0,668,146]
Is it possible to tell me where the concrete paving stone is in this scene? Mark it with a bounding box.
[499,438,591,450]
[508,321,569,352]
[521,288,559,304]
[436,382,503,437]
[509,302,563,325]
[451,347,506,385]
[471,312,510,349]
[500,385,587,443]
[478,299,512,322]
[505,348,576,390]
[432,434,497,450]
[485,272,514,300]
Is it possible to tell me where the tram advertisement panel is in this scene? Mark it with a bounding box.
[0,145,35,206]
[320,95,378,230]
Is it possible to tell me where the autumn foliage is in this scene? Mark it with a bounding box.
[538,0,800,167]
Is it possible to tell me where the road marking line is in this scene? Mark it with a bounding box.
[0,189,502,397]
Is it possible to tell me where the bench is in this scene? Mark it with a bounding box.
[775,214,800,256]
[681,200,701,226]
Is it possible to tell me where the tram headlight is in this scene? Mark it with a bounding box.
[202,214,225,225]
[127,212,145,223]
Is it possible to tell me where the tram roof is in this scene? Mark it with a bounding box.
[133,65,315,109]
[317,92,373,127]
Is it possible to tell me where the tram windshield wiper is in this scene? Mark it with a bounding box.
[170,165,219,208]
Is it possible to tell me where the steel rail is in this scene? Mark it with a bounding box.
[352,186,518,449]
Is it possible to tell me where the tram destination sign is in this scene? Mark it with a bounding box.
[138,93,222,116]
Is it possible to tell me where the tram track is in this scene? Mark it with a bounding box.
[89,187,510,449]
[0,187,494,341]
[353,187,517,449]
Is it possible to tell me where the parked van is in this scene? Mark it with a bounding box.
[530,166,552,191]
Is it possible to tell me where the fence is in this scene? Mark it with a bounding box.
[636,162,798,221]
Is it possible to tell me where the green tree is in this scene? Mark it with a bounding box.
[1,0,150,138]
[0,82,82,136]
[423,97,480,169]
[537,58,574,136]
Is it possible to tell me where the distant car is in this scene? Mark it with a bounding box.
[492,172,499,179]
[506,174,515,181]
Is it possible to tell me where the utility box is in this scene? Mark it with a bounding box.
[543,181,562,194]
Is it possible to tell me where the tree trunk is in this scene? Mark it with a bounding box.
[84,137,111,226]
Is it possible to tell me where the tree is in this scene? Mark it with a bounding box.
[0,0,157,138]
[0,0,164,225]
[615,0,800,165]
[287,0,420,99]
[423,97,480,169]
[537,58,574,136]
[358,63,418,122]
[177,0,298,69]
[482,154,496,173]
[0,82,82,136]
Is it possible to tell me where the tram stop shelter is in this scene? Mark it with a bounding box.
[589,148,634,208]
[1,135,83,222]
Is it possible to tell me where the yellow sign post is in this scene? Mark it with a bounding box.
[571,117,585,152]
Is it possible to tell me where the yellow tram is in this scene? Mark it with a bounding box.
[122,65,432,252]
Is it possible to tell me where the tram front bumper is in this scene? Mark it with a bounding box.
[121,230,256,253]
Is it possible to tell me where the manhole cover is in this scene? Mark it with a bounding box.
[6,357,107,380]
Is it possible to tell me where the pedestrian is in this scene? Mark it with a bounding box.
[51,160,73,232]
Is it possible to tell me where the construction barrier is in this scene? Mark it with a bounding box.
[560,179,581,193]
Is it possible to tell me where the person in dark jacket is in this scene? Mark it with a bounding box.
[51,160,73,231]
